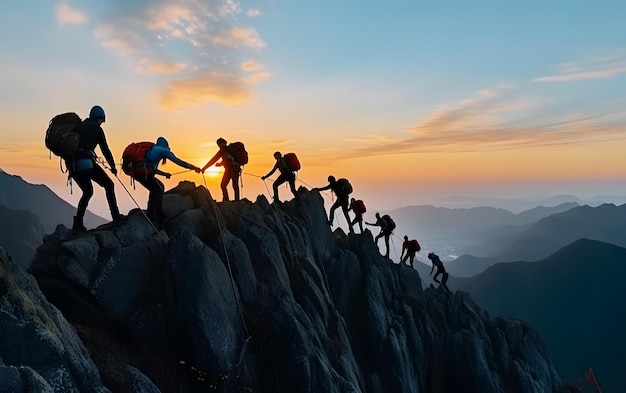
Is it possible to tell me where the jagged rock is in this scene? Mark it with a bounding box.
[0,247,109,392]
[16,181,580,392]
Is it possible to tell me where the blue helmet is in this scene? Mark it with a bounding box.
[156,137,169,149]
[89,105,106,121]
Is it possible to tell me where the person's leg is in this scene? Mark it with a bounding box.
[135,176,164,221]
[433,272,441,284]
[71,171,92,233]
[341,204,353,233]
[401,254,408,264]
[358,216,364,233]
[409,253,415,268]
[232,170,240,200]
[90,165,120,220]
[384,234,390,258]
[288,173,298,200]
[442,272,451,293]
[328,200,340,223]
[273,174,287,201]
[220,173,230,201]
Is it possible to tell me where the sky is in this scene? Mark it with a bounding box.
[1,0,625,221]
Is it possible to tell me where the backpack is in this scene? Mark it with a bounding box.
[121,142,155,178]
[336,178,353,196]
[381,214,396,232]
[226,142,248,166]
[45,112,82,161]
[283,153,301,171]
[354,199,366,213]
[409,239,421,252]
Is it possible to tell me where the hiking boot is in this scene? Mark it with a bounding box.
[72,216,87,235]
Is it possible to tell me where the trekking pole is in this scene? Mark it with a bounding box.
[113,174,167,242]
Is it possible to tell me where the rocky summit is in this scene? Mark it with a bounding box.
[0,181,579,393]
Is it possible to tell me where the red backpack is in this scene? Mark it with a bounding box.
[409,239,421,252]
[354,199,366,213]
[122,142,154,178]
[381,214,396,232]
[283,153,301,171]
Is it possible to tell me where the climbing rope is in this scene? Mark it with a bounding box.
[93,156,166,242]
[202,173,251,338]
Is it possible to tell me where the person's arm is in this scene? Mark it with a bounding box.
[164,150,200,172]
[429,262,435,275]
[317,183,332,191]
[262,162,279,179]
[155,169,171,178]
[202,150,223,172]
[98,128,117,174]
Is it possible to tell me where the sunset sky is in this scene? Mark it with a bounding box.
[1,0,625,220]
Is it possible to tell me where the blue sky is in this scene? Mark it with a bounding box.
[1,0,625,220]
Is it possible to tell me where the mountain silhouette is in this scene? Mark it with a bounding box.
[0,204,46,269]
[0,181,580,392]
[0,169,107,232]
[455,238,626,392]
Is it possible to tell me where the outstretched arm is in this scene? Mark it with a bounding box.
[162,150,200,172]
[202,150,222,172]
[262,162,279,179]
[317,183,332,191]
[429,263,434,275]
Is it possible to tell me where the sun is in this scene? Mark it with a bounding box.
[204,165,223,178]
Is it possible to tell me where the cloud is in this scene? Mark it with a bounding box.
[247,8,261,17]
[534,49,626,83]
[55,1,87,26]
[159,71,252,107]
[339,88,626,159]
[69,0,267,107]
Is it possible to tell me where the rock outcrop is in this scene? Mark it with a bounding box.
[0,181,579,392]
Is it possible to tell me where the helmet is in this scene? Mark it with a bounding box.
[216,137,227,146]
[327,175,336,183]
[156,137,169,149]
[89,105,106,121]
[274,151,282,158]
[428,252,434,259]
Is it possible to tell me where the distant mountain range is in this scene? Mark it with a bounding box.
[437,194,626,213]
[391,202,626,278]
[454,239,626,393]
[0,169,107,233]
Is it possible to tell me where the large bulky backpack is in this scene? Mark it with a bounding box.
[381,214,396,232]
[354,199,366,213]
[409,239,421,252]
[336,178,353,196]
[226,142,248,166]
[283,153,301,171]
[121,142,155,178]
[45,112,82,161]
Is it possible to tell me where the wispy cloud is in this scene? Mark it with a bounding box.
[338,88,626,159]
[62,0,267,107]
[55,1,87,26]
[534,49,626,83]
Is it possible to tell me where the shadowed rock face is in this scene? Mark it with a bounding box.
[0,181,578,393]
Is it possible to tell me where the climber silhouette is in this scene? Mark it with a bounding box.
[400,235,420,268]
[261,151,299,204]
[428,252,451,293]
[316,175,353,233]
[348,198,365,233]
[365,212,394,258]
